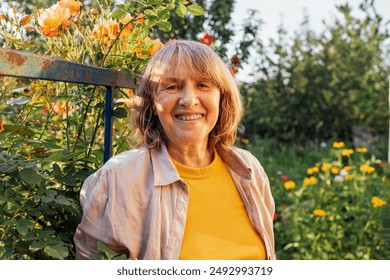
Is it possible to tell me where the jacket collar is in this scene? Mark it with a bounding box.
[150,144,252,186]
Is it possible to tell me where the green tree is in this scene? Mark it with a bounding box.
[241,0,389,155]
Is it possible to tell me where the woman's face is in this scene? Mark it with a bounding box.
[154,66,221,149]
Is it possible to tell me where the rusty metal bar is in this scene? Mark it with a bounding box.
[0,48,135,88]
[0,48,136,163]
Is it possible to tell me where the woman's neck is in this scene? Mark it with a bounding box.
[167,142,214,168]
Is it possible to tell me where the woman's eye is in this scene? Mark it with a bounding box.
[198,83,210,89]
[166,84,180,91]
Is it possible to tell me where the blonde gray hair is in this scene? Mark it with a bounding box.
[133,39,243,151]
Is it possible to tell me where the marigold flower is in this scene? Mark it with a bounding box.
[331,166,340,175]
[321,163,330,172]
[283,180,296,190]
[58,0,82,16]
[313,209,326,217]
[333,141,345,149]
[371,196,387,208]
[0,14,6,20]
[341,149,354,157]
[303,176,317,186]
[343,166,353,171]
[36,4,71,37]
[356,147,368,153]
[240,138,249,144]
[307,167,319,175]
[360,164,375,174]
[344,175,353,181]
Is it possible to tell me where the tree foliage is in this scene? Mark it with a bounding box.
[241,0,389,155]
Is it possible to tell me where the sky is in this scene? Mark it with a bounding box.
[231,0,390,81]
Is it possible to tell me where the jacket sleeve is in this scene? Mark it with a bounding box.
[73,169,125,259]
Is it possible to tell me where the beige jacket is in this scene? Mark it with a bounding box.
[74,145,276,260]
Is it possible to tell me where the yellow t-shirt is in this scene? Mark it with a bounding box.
[173,152,266,260]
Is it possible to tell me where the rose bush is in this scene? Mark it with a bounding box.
[0,0,204,259]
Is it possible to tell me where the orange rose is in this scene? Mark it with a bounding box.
[0,119,5,132]
[58,0,83,16]
[36,4,71,37]
[147,38,163,56]
[91,19,119,43]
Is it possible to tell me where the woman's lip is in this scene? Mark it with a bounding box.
[176,113,204,121]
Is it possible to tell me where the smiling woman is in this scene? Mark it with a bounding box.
[73,39,276,260]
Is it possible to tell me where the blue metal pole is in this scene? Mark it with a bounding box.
[104,86,114,163]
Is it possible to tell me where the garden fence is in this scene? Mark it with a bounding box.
[0,48,136,163]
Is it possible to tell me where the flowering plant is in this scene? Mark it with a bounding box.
[271,141,388,259]
[0,0,204,259]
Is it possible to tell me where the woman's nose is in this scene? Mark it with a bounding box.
[178,85,199,108]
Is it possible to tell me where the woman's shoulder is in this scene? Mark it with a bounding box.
[228,146,261,164]
[102,145,150,172]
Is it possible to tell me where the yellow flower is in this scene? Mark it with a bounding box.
[303,176,317,186]
[344,175,353,181]
[371,196,387,208]
[343,166,353,171]
[283,181,296,190]
[313,209,326,217]
[333,141,345,149]
[321,163,330,172]
[360,164,375,174]
[342,149,354,157]
[356,147,368,153]
[331,166,340,174]
[319,188,325,194]
[307,167,319,175]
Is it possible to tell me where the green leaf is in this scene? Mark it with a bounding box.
[53,163,62,175]
[44,243,69,260]
[166,3,175,10]
[110,9,127,20]
[0,163,18,174]
[3,125,35,138]
[113,107,128,119]
[19,168,42,186]
[187,4,204,16]
[16,219,34,236]
[29,241,45,252]
[157,21,172,32]
[37,230,56,239]
[156,7,170,21]
[175,4,187,18]
[96,241,116,259]
[147,0,163,5]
